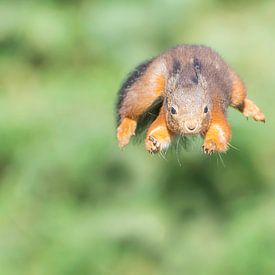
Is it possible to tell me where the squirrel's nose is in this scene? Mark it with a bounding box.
[184,121,198,133]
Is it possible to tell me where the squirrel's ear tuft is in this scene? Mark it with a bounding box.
[193,57,201,72]
[172,59,181,75]
[192,56,208,91]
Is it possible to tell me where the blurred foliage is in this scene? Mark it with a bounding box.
[0,0,274,274]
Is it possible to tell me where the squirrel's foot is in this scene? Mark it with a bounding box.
[145,135,170,154]
[117,118,137,148]
[242,98,265,122]
[202,138,228,155]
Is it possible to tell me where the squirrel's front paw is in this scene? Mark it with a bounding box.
[145,135,169,154]
[202,139,227,155]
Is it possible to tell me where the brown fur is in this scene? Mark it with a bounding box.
[116,45,265,154]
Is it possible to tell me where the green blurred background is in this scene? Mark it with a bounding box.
[0,0,274,274]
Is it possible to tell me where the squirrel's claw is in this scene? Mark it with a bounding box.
[145,135,170,154]
[202,140,216,155]
[146,135,162,154]
[202,139,228,155]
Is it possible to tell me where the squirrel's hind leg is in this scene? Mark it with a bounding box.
[145,106,172,154]
[117,118,137,148]
[241,98,265,122]
[230,77,265,122]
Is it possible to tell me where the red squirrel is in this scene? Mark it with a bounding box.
[116,45,265,154]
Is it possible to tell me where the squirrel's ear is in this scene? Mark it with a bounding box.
[172,59,181,75]
[192,57,208,91]
[193,57,201,73]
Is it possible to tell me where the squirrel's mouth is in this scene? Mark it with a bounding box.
[184,123,198,133]
[180,124,202,136]
[179,121,200,135]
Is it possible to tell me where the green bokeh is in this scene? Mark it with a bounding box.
[0,0,274,274]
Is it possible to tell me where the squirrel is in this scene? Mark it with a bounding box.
[116,45,265,154]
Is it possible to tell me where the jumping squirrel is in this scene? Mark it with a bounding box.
[116,45,265,154]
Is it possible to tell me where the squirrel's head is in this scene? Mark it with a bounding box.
[164,58,212,135]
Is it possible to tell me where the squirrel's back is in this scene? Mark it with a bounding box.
[161,45,233,102]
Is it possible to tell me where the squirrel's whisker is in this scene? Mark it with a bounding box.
[176,136,182,167]
[218,152,226,167]
[228,142,240,151]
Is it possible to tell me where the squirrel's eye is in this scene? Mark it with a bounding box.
[171,106,177,115]
[204,106,208,113]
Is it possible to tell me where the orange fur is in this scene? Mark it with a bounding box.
[230,78,247,107]
[230,78,265,122]
[155,75,166,96]
[203,101,231,153]
[242,98,265,122]
[117,118,137,148]
[119,74,165,121]
[117,73,166,148]
[145,106,172,153]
